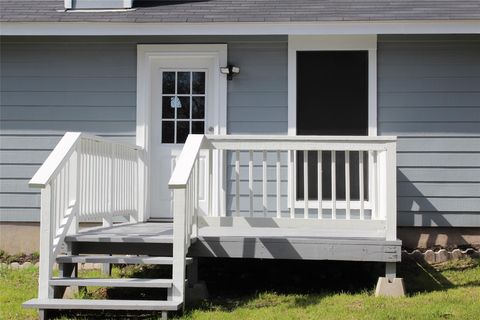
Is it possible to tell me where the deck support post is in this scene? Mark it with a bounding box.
[385,262,396,280]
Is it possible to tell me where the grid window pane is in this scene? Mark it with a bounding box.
[192,96,205,119]
[162,121,174,143]
[192,72,205,94]
[176,121,190,143]
[177,72,191,94]
[176,97,190,119]
[162,72,175,94]
[162,96,175,119]
[192,121,205,134]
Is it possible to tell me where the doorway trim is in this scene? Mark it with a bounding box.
[287,35,377,136]
[136,44,228,221]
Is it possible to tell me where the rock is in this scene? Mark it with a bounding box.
[10,262,21,269]
[35,262,40,268]
[21,262,32,269]
[423,250,435,264]
[451,249,463,260]
[435,249,449,263]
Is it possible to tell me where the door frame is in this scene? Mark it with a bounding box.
[287,35,378,210]
[136,44,228,221]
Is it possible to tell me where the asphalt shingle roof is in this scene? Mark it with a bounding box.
[1,0,480,23]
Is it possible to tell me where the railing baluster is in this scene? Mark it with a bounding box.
[331,151,336,219]
[276,151,281,218]
[262,150,267,216]
[317,150,322,219]
[372,151,378,220]
[249,150,253,217]
[359,151,365,220]
[345,151,351,220]
[303,150,309,219]
[235,150,240,216]
[289,150,295,218]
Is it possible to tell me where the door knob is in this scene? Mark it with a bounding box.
[208,126,214,133]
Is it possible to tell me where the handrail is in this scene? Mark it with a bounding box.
[168,134,208,189]
[29,132,82,188]
[29,132,141,188]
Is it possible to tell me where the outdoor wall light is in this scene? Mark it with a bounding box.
[220,65,240,80]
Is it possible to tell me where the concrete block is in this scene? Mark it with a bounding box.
[424,250,435,263]
[375,277,405,297]
[436,249,449,263]
[451,249,463,260]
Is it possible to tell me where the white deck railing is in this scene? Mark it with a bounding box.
[29,132,141,299]
[169,134,397,304]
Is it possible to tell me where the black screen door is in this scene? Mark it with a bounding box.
[296,51,369,200]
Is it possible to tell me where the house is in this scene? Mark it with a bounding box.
[1,0,479,318]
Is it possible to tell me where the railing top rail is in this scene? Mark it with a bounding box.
[29,132,142,188]
[206,135,396,151]
[168,134,207,189]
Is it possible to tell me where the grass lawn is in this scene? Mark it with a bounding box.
[1,256,479,320]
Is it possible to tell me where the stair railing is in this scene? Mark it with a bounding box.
[29,132,141,299]
[168,134,207,304]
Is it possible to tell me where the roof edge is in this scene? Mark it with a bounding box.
[1,20,480,36]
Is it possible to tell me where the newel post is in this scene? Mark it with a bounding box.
[385,141,397,242]
[38,185,54,299]
[171,188,187,303]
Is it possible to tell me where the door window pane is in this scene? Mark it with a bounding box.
[176,97,190,119]
[176,121,190,143]
[162,96,175,119]
[192,121,204,134]
[162,121,174,143]
[177,72,191,94]
[192,72,205,94]
[192,96,205,119]
[162,72,175,94]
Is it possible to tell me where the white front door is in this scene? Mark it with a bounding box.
[149,57,218,219]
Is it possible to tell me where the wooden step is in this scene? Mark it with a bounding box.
[23,298,182,311]
[50,277,173,288]
[56,255,192,265]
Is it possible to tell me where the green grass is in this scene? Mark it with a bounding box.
[1,257,479,320]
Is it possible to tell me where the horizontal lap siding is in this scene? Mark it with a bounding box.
[0,36,287,222]
[378,35,480,227]
[226,41,288,215]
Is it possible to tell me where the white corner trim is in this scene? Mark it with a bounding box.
[136,44,227,220]
[1,20,480,36]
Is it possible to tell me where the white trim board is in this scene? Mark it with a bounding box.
[136,44,227,220]
[1,20,480,36]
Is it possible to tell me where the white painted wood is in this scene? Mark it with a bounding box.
[3,21,480,36]
[168,135,207,188]
[359,151,365,220]
[276,151,281,218]
[317,150,322,219]
[331,151,336,219]
[38,185,53,299]
[289,150,295,218]
[345,151,351,220]
[23,298,181,311]
[385,142,397,241]
[235,150,240,216]
[303,150,308,219]
[249,150,254,217]
[171,188,187,302]
[262,151,267,216]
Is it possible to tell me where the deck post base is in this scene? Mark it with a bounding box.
[186,281,209,306]
[375,277,405,297]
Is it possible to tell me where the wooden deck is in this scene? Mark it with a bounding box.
[69,222,401,262]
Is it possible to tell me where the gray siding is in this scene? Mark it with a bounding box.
[0,36,287,222]
[378,35,480,227]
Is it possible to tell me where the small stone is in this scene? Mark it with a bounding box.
[424,250,435,264]
[10,262,20,269]
[451,249,463,260]
[35,262,40,267]
[21,262,32,269]
[435,249,449,263]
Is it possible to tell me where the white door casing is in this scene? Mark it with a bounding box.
[136,44,227,220]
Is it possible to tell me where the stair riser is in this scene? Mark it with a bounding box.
[70,242,172,256]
